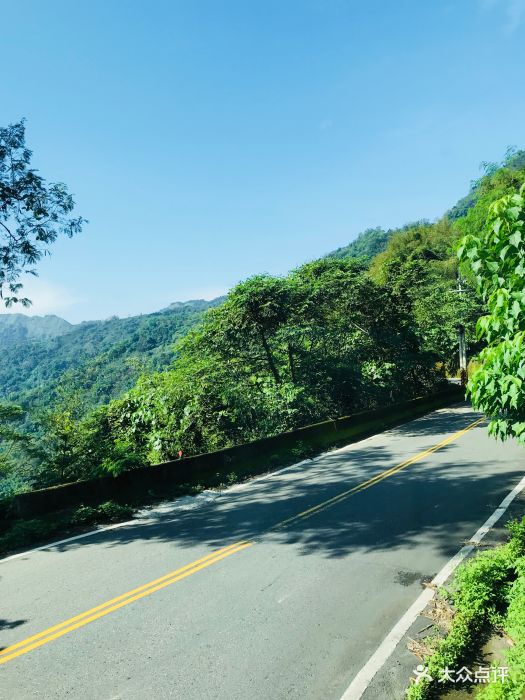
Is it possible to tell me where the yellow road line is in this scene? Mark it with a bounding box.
[270,416,484,530]
[0,541,244,658]
[0,414,484,666]
[0,541,252,665]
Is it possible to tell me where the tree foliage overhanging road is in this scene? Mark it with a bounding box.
[459,182,525,443]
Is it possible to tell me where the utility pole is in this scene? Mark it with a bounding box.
[455,275,468,388]
[457,323,467,387]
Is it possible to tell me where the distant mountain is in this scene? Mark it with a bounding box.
[326,227,393,262]
[0,314,73,347]
[326,222,429,263]
[0,299,222,413]
[160,299,218,313]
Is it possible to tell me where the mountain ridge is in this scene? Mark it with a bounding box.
[0,299,222,348]
[0,298,223,411]
[0,313,73,346]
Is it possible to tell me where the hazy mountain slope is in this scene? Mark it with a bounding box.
[0,299,222,411]
[0,314,73,346]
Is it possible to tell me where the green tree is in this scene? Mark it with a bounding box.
[215,275,293,386]
[32,402,83,485]
[369,218,483,372]
[109,258,444,464]
[0,402,30,499]
[458,182,525,442]
[0,120,85,306]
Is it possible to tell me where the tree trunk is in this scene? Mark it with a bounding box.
[287,343,297,384]
[259,330,281,385]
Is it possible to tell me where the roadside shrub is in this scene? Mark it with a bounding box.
[479,555,525,700]
[71,501,133,525]
[290,441,317,460]
[0,500,134,555]
[507,517,525,559]
[225,472,237,485]
[452,546,513,626]
[0,518,57,551]
[406,517,525,700]
[70,505,98,525]
[95,501,133,522]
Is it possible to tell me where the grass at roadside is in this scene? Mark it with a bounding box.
[406,517,525,700]
[480,552,525,699]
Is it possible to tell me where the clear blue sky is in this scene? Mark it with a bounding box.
[1,0,524,322]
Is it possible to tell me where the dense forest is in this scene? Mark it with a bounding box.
[1,149,524,500]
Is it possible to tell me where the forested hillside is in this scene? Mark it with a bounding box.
[0,299,221,412]
[326,148,525,263]
[1,149,524,500]
[327,227,394,261]
[447,148,525,221]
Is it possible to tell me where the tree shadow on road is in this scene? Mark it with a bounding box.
[0,618,26,631]
[22,407,522,566]
[0,618,27,650]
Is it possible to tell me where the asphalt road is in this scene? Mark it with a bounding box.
[1,404,525,700]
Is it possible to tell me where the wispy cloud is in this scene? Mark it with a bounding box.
[0,278,83,317]
[479,0,525,34]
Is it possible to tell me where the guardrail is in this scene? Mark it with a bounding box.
[6,385,464,520]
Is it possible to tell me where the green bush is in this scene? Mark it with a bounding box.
[507,517,525,558]
[406,517,525,700]
[452,546,513,626]
[0,500,134,554]
[290,441,317,460]
[71,501,132,526]
[478,556,525,700]
[95,501,133,522]
[0,518,58,552]
[70,505,98,525]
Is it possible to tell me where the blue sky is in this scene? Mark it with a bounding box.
[1,0,524,322]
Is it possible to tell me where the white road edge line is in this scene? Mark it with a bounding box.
[340,472,525,700]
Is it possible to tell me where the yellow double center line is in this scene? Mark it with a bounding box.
[0,541,252,665]
[271,416,485,530]
[0,416,484,666]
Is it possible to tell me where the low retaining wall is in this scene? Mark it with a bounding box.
[6,386,463,520]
